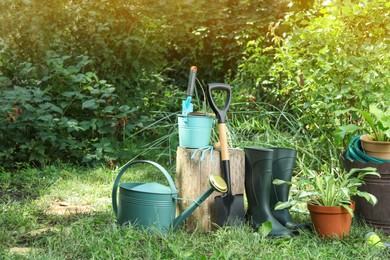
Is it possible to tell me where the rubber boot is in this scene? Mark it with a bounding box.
[244,147,292,237]
[270,148,310,233]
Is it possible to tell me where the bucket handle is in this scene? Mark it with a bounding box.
[112,160,178,217]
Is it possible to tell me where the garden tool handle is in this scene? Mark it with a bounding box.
[206,83,231,124]
[187,66,197,96]
[112,160,178,217]
[207,83,232,194]
[219,124,229,161]
[207,83,231,160]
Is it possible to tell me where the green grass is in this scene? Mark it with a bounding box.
[1,163,389,259]
[0,105,388,258]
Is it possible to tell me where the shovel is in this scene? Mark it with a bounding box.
[206,83,245,226]
[182,66,197,115]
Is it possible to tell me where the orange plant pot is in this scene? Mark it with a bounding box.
[307,201,355,239]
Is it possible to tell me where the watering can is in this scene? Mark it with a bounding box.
[112,160,227,232]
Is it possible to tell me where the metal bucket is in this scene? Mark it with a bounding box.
[178,115,213,148]
[112,160,178,232]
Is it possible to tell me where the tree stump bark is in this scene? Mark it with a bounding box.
[175,146,245,232]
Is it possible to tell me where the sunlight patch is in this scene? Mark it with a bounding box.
[47,202,93,215]
[9,247,44,256]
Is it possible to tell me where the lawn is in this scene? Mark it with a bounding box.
[1,163,389,259]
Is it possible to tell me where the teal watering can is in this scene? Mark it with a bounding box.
[112,160,227,232]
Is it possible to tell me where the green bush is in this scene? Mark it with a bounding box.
[0,0,293,86]
[0,0,315,167]
[0,72,135,168]
[235,0,390,141]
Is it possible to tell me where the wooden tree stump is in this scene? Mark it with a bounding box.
[175,146,245,232]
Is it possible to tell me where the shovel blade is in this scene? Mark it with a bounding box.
[214,194,245,227]
[181,96,193,116]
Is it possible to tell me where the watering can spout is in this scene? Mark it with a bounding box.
[172,175,227,230]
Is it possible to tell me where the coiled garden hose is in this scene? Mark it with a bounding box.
[346,135,390,164]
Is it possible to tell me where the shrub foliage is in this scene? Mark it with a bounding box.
[0,0,292,167]
[1,0,388,168]
[235,0,390,139]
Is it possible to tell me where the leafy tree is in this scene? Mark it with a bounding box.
[0,0,311,167]
[235,0,390,140]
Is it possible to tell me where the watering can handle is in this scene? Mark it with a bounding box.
[112,160,178,217]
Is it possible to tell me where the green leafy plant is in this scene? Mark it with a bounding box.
[0,72,136,168]
[274,166,379,217]
[360,105,390,142]
[235,0,390,140]
[335,104,390,145]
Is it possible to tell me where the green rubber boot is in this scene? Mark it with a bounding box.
[270,148,310,233]
[244,147,292,237]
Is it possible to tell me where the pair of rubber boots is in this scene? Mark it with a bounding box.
[244,147,308,237]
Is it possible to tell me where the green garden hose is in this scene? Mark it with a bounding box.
[346,135,390,164]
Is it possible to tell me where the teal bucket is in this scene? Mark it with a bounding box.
[178,115,213,148]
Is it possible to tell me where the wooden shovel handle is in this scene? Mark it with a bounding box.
[219,123,229,161]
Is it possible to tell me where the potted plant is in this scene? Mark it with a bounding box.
[273,166,380,239]
[335,104,390,160]
[336,104,390,234]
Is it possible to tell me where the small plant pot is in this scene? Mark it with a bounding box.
[360,134,390,160]
[307,201,355,239]
[178,114,214,148]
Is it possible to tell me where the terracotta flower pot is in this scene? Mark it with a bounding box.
[360,134,390,160]
[307,201,355,239]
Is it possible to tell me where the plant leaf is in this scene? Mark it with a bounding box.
[258,221,273,237]
[334,124,361,142]
[334,107,357,116]
[340,187,350,199]
[297,191,316,199]
[82,99,97,109]
[274,201,295,210]
[273,179,291,185]
[342,204,354,217]
[356,191,378,206]
[359,109,377,135]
